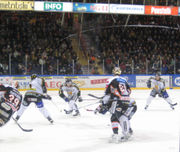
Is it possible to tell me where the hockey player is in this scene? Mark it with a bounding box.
[0,83,22,127]
[59,78,80,116]
[95,67,137,143]
[15,74,54,124]
[145,72,177,110]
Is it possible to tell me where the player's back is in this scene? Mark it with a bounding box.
[30,77,43,94]
[111,76,130,97]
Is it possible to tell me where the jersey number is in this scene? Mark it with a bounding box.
[9,95,20,108]
[119,84,126,93]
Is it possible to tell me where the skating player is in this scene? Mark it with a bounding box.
[59,78,81,116]
[95,67,137,143]
[145,72,177,110]
[15,74,53,124]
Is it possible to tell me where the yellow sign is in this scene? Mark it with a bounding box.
[0,1,34,11]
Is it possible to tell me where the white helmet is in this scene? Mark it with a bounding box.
[112,67,121,75]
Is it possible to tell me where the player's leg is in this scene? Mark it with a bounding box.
[109,114,120,143]
[15,100,29,121]
[145,89,157,109]
[161,90,177,110]
[68,100,80,116]
[36,101,53,124]
[124,103,137,135]
[119,115,131,141]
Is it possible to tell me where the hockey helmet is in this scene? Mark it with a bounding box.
[155,72,161,80]
[112,67,121,75]
[31,74,38,80]
[65,78,72,86]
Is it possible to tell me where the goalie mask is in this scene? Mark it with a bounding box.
[112,67,121,75]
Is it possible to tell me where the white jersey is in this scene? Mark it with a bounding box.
[150,77,165,93]
[61,85,79,100]
[30,77,43,94]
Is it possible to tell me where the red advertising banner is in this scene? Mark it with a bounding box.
[145,6,178,15]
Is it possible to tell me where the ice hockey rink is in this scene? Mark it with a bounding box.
[0,89,179,152]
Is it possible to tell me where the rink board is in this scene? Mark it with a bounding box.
[0,75,180,90]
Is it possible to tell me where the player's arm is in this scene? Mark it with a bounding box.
[59,85,69,102]
[147,77,153,88]
[125,81,131,95]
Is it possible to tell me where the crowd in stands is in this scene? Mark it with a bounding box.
[0,10,180,75]
[0,12,82,75]
[88,14,180,74]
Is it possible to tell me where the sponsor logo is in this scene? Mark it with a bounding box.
[174,77,180,86]
[91,78,108,85]
[13,77,26,80]
[73,80,85,87]
[110,4,144,14]
[44,2,63,11]
[90,4,108,12]
[145,6,178,15]
[0,1,34,11]
[151,7,171,15]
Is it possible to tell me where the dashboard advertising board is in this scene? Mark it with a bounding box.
[110,4,144,14]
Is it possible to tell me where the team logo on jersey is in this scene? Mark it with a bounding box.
[174,77,180,86]
[116,107,122,112]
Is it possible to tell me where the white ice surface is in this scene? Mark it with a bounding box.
[0,89,179,152]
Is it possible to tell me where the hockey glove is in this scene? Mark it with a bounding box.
[160,89,169,98]
[78,96,83,102]
[99,104,109,114]
[64,97,69,102]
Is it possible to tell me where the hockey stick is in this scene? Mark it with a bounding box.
[79,101,100,109]
[50,100,63,112]
[12,117,33,132]
[88,94,103,99]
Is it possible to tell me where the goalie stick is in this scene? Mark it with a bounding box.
[12,117,33,132]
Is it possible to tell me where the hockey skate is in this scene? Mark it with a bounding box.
[170,103,177,110]
[64,109,73,114]
[73,110,80,116]
[144,105,148,110]
[109,134,120,143]
[78,97,83,102]
[129,128,133,135]
[47,116,54,124]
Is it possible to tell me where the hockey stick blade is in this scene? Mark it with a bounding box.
[12,117,33,132]
[88,94,103,99]
[172,103,177,106]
